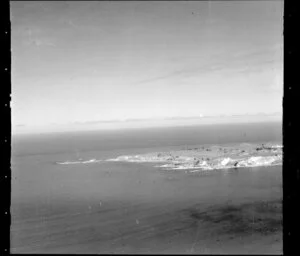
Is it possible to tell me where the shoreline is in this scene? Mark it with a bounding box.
[64,142,283,171]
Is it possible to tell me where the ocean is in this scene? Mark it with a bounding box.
[11,121,282,254]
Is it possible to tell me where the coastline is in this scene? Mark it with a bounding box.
[58,142,283,172]
[11,125,282,254]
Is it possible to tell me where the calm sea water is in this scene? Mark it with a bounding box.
[11,122,282,253]
[12,122,281,157]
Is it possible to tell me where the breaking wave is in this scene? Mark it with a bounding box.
[105,152,282,171]
[106,155,168,163]
[57,143,282,170]
[156,155,282,171]
[56,159,102,165]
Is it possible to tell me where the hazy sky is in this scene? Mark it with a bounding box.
[11,1,283,133]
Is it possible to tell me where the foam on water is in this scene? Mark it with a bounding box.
[103,143,282,172]
[155,156,281,171]
[56,159,102,165]
[55,141,282,171]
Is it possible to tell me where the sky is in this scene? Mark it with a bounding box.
[11,1,283,134]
